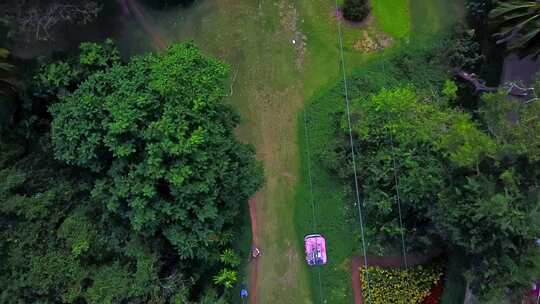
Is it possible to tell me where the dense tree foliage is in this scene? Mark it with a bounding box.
[0,136,183,303]
[342,0,370,22]
[345,87,494,244]
[330,84,540,300]
[0,41,262,303]
[34,38,120,99]
[50,42,262,260]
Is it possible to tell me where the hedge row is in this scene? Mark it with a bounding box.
[360,262,443,304]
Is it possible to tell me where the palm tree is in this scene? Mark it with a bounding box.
[489,0,540,58]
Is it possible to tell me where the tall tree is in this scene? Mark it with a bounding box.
[347,87,495,248]
[334,86,540,300]
[0,133,225,303]
[50,42,263,260]
[1,41,260,303]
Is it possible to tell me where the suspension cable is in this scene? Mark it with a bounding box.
[331,1,372,302]
[381,62,409,268]
[388,130,408,268]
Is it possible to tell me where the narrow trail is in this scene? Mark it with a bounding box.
[120,0,168,50]
[351,257,363,304]
[248,198,259,304]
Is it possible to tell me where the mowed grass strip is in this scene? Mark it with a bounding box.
[410,0,465,36]
[371,0,411,39]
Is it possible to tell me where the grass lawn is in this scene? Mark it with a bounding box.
[410,0,465,36]
[371,0,411,39]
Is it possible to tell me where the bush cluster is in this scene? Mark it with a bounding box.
[342,0,370,22]
[360,263,444,304]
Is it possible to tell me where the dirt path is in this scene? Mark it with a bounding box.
[351,257,363,304]
[351,251,443,304]
[248,198,259,304]
[121,0,168,50]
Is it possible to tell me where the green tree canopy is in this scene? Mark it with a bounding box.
[331,86,540,300]
[480,90,540,161]
[50,43,263,260]
[0,134,230,303]
[347,87,496,246]
[1,41,261,303]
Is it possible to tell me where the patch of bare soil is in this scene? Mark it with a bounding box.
[123,0,167,50]
[331,7,393,53]
[278,1,306,71]
[353,30,393,53]
[248,198,259,304]
[278,244,301,287]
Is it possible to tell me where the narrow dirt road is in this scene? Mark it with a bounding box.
[351,257,363,304]
[121,0,168,50]
[248,198,259,304]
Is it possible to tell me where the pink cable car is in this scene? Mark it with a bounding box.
[304,234,327,266]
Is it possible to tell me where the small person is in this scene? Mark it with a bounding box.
[252,246,261,259]
[240,283,248,298]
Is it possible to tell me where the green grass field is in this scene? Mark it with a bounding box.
[371,0,411,39]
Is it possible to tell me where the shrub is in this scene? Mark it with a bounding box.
[360,262,444,304]
[220,249,241,267]
[342,0,370,22]
[213,269,237,289]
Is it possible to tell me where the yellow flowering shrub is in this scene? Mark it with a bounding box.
[360,263,443,304]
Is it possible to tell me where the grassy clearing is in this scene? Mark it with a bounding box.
[410,0,465,36]
[296,87,358,304]
[371,0,411,39]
